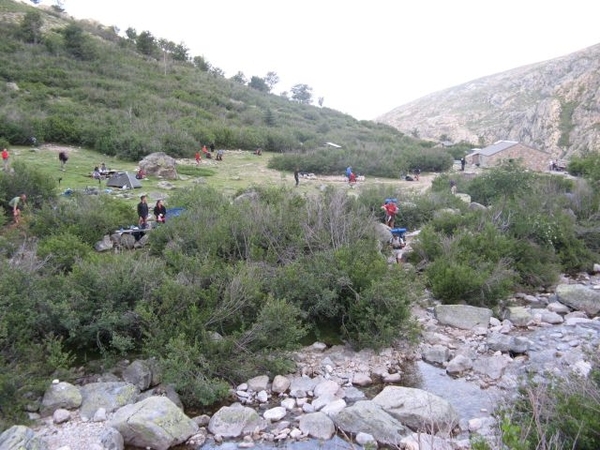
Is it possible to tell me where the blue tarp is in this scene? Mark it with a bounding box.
[166,207,186,219]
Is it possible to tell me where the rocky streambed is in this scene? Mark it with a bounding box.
[2,275,600,450]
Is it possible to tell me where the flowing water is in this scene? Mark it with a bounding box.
[408,360,499,420]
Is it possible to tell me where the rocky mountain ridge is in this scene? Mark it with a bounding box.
[377,43,600,159]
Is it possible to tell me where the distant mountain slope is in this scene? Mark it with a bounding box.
[376,43,600,159]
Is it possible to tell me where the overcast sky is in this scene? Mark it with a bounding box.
[42,0,600,120]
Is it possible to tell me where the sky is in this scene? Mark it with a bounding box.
[37,0,600,120]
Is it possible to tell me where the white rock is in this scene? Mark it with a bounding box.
[355,432,377,446]
[302,403,315,413]
[52,408,71,424]
[280,398,296,410]
[489,317,501,327]
[92,407,107,422]
[289,428,303,439]
[263,406,287,422]
[351,372,372,386]
[573,360,592,377]
[383,372,402,383]
[256,390,269,403]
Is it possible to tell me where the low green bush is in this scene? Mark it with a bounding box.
[37,232,95,273]
[500,361,600,450]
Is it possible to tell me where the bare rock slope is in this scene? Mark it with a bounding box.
[377,43,600,159]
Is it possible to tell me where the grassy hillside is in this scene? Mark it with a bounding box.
[0,0,455,177]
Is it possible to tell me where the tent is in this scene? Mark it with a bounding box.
[106,171,142,189]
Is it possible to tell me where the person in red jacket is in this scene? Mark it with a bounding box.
[2,148,9,171]
[381,201,398,228]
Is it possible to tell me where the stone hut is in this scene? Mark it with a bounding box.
[466,140,550,172]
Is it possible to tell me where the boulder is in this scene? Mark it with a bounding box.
[94,234,114,252]
[79,382,139,419]
[122,359,160,391]
[289,376,321,395]
[487,332,530,354]
[263,406,287,422]
[313,379,341,398]
[52,408,71,424]
[422,344,450,365]
[540,310,564,324]
[469,202,487,211]
[247,375,269,392]
[271,375,291,394]
[401,432,454,450]
[372,386,460,434]
[472,355,509,380]
[139,152,178,180]
[446,354,473,375]
[208,403,264,438]
[0,425,48,450]
[137,384,183,409]
[556,284,600,316]
[40,381,82,416]
[332,400,409,446]
[109,396,198,450]
[298,412,336,440]
[547,302,571,314]
[320,398,347,416]
[434,304,492,330]
[99,427,124,450]
[502,306,533,327]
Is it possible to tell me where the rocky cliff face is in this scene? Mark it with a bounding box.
[376,43,600,159]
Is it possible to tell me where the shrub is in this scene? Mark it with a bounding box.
[343,265,421,349]
[464,163,536,206]
[30,193,134,245]
[37,232,95,273]
[500,361,600,450]
[0,161,57,214]
[158,335,230,409]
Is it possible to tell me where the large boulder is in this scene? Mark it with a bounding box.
[40,381,82,417]
[298,412,336,440]
[79,382,139,419]
[332,400,409,447]
[372,386,459,434]
[207,403,264,438]
[555,284,600,316]
[139,152,178,180]
[109,396,198,450]
[434,304,492,330]
[122,359,161,391]
[0,425,47,450]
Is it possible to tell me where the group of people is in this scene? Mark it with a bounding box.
[195,144,218,164]
[92,163,109,180]
[137,195,166,229]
